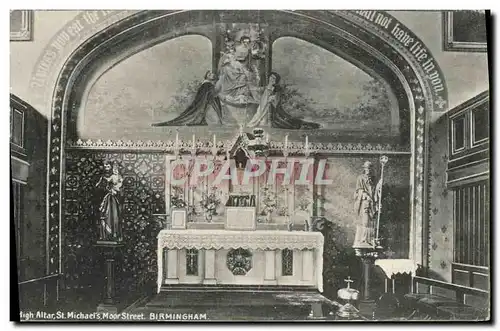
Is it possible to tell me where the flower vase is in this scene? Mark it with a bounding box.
[266,211,272,223]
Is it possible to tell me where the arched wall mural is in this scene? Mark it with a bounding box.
[45,10,448,292]
[80,35,213,140]
[272,36,401,140]
[77,34,403,142]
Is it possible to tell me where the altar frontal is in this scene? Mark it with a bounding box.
[157,230,324,292]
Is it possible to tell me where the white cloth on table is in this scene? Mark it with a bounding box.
[374,259,417,278]
[157,229,324,292]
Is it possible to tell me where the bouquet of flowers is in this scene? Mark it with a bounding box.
[200,188,221,221]
[170,186,187,209]
[170,195,187,208]
[260,186,277,218]
[296,187,312,211]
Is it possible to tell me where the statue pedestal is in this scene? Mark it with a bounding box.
[94,241,123,312]
[353,244,383,319]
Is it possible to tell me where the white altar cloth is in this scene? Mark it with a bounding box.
[157,229,324,292]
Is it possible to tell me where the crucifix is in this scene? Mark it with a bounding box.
[344,276,354,289]
[336,276,361,319]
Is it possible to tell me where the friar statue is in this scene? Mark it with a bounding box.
[96,161,123,242]
[353,161,382,247]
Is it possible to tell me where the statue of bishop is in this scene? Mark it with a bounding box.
[353,161,382,247]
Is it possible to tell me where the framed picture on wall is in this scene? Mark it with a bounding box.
[10,10,33,41]
[443,10,487,52]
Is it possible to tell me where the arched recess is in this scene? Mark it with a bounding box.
[46,10,448,276]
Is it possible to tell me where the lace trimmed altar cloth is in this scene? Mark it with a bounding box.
[157,229,324,292]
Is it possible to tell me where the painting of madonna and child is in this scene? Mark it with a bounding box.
[80,29,402,143]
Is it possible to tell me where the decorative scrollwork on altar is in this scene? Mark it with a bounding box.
[226,248,253,275]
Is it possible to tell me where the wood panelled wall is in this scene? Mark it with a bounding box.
[453,181,489,267]
[446,91,490,291]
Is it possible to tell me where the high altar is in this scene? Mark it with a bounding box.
[157,230,323,291]
[156,129,324,293]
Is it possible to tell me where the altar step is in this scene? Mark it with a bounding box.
[148,289,331,308]
[124,288,340,321]
[159,284,318,293]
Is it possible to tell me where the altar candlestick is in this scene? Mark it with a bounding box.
[285,186,289,222]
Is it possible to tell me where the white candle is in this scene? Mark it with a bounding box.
[213,134,216,148]
[175,131,179,147]
[305,135,309,149]
[266,133,269,143]
[192,134,196,148]
[285,135,288,149]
